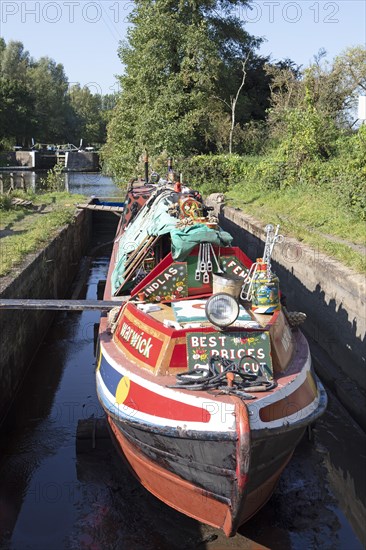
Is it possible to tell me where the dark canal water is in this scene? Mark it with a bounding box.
[0,175,365,549]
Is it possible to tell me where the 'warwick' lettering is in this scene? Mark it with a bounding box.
[119,323,153,358]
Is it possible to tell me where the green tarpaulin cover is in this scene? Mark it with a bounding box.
[170,225,232,261]
[111,188,232,294]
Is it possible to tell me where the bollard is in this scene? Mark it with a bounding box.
[20,172,26,191]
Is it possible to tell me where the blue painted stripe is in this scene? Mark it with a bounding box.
[95,200,125,207]
[253,306,278,313]
[99,354,123,396]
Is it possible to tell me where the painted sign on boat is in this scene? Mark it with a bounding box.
[140,263,188,302]
[116,318,163,368]
[186,331,273,379]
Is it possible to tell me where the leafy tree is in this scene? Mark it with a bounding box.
[323,46,366,122]
[69,84,100,144]
[0,40,34,147]
[101,94,118,119]
[0,40,30,82]
[102,0,267,176]
[68,85,113,145]
[212,14,269,124]
[267,46,366,136]
[0,76,34,146]
[28,57,70,142]
[0,41,71,146]
[0,38,6,59]
[0,38,112,148]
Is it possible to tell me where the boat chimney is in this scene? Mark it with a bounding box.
[167,157,173,181]
[144,151,149,184]
[168,157,173,171]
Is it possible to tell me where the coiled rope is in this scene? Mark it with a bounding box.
[168,356,276,398]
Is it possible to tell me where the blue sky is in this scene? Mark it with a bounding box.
[0,1,365,94]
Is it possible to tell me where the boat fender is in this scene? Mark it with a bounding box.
[107,306,121,334]
[283,306,307,328]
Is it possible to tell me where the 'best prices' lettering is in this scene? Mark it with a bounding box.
[187,331,273,377]
[190,334,265,360]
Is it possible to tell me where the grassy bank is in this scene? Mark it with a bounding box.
[226,183,365,273]
[0,191,84,277]
[183,150,365,274]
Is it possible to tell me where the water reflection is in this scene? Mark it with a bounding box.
[316,394,366,548]
[0,171,37,193]
[0,171,124,198]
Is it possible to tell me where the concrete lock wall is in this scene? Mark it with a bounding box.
[14,151,56,169]
[0,209,92,424]
[206,196,366,430]
[65,152,99,172]
[14,151,35,167]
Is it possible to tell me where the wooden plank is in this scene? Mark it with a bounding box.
[114,236,159,296]
[76,203,124,213]
[0,299,123,311]
[10,198,33,207]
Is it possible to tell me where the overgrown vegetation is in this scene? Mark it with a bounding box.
[183,124,366,220]
[0,191,83,276]
[39,164,65,192]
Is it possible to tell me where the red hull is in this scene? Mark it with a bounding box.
[108,415,293,536]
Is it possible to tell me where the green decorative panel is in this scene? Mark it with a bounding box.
[220,256,248,278]
[140,263,188,302]
[186,330,273,379]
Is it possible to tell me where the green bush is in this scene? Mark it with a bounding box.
[182,125,366,220]
[39,164,65,192]
[183,154,260,195]
[0,194,13,210]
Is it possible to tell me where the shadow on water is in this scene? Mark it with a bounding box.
[0,258,108,548]
[0,256,206,550]
[239,394,365,550]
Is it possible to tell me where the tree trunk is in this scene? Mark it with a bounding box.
[229,56,249,154]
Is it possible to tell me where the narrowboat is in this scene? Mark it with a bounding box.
[96,172,327,536]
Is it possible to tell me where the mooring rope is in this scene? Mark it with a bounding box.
[168,356,276,397]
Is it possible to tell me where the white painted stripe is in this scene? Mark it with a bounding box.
[101,342,235,412]
[247,341,319,430]
[99,331,315,433]
[247,343,312,414]
[96,369,236,433]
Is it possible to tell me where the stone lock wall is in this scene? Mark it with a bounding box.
[0,209,92,424]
